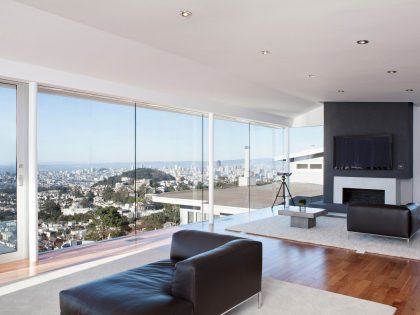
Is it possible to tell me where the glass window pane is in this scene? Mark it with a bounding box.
[250,125,284,211]
[0,84,17,254]
[213,118,249,216]
[37,93,135,252]
[135,107,203,229]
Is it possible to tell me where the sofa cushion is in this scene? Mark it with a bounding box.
[170,230,242,261]
[60,259,193,315]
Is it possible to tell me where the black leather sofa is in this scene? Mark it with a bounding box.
[347,203,420,243]
[60,230,263,315]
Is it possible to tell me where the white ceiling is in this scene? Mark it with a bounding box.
[4,0,420,121]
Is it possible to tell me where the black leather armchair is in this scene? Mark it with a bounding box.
[60,230,262,315]
[347,203,420,243]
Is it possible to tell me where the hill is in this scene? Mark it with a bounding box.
[93,168,175,187]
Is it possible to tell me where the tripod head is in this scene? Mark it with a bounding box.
[277,172,292,176]
[277,172,292,181]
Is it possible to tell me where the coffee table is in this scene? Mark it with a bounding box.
[277,206,328,229]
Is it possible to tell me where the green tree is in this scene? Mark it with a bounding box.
[136,184,147,198]
[215,176,227,188]
[73,187,84,198]
[163,204,180,224]
[141,204,180,231]
[112,188,130,204]
[85,207,130,241]
[80,191,94,208]
[177,182,190,191]
[39,199,62,222]
[102,186,114,201]
[65,198,73,208]
[142,212,166,231]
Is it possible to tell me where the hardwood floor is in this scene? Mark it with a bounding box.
[1,209,420,314]
[259,237,420,315]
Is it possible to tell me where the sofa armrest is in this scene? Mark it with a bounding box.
[171,239,262,315]
[170,230,243,261]
[407,203,420,237]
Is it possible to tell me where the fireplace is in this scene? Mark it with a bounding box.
[342,188,385,205]
[334,176,413,205]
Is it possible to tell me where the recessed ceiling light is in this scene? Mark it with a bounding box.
[180,10,192,17]
[308,74,316,78]
[356,40,369,45]
[338,90,345,93]
[261,50,270,55]
[405,89,414,92]
[387,70,397,74]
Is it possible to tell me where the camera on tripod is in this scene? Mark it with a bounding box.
[276,172,292,177]
[271,172,294,211]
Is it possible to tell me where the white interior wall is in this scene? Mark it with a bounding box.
[292,105,324,127]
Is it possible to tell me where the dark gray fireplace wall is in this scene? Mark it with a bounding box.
[324,102,413,203]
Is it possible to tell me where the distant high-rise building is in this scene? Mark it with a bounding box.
[244,146,250,178]
[239,146,256,186]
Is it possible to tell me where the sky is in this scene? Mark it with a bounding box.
[0,85,16,166]
[0,89,323,165]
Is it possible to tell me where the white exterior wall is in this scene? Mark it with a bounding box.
[290,156,324,185]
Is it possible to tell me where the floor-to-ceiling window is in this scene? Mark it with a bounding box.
[250,124,284,210]
[213,117,250,217]
[135,106,204,228]
[289,126,324,204]
[37,92,135,252]
[0,84,17,254]
[36,89,286,252]
[37,91,207,252]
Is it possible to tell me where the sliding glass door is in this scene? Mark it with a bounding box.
[0,84,17,255]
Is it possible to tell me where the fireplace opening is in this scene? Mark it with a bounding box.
[342,188,385,205]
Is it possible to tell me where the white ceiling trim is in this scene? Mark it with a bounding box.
[0,58,292,126]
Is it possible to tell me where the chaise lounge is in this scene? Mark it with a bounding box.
[59,230,263,315]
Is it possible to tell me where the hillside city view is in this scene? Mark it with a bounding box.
[0,168,17,254]
[36,160,276,252]
[0,152,326,254]
[0,159,284,254]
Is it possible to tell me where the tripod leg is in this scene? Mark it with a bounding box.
[282,181,286,208]
[271,182,285,212]
[284,182,295,206]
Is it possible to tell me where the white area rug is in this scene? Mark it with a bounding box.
[228,278,396,315]
[226,215,420,260]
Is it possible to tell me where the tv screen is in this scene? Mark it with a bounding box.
[334,135,393,170]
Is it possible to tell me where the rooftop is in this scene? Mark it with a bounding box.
[159,183,323,209]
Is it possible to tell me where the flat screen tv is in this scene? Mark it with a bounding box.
[334,134,393,170]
